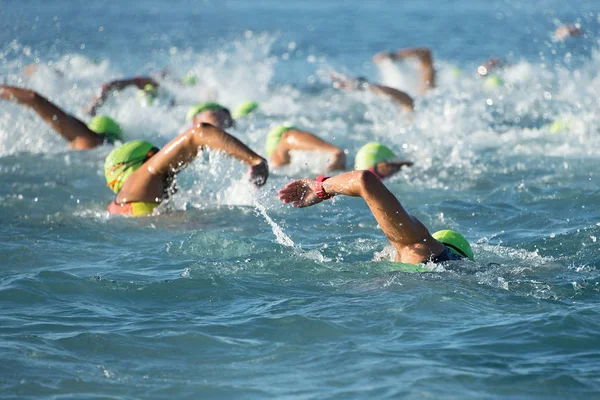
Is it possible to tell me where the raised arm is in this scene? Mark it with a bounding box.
[270,128,346,171]
[373,47,435,94]
[0,85,103,150]
[331,74,414,113]
[117,123,268,203]
[278,170,443,263]
[84,76,159,116]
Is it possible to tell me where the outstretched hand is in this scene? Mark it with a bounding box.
[249,159,269,187]
[278,178,323,208]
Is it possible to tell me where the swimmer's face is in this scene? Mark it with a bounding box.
[193,109,234,130]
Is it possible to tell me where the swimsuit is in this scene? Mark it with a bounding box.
[107,199,159,216]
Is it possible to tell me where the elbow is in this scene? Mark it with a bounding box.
[355,169,381,193]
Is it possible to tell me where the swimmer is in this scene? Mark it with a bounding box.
[84,76,161,116]
[105,123,268,216]
[554,24,582,41]
[372,47,435,94]
[354,142,413,179]
[186,102,235,130]
[278,170,473,264]
[266,125,346,171]
[0,85,123,150]
[331,74,414,113]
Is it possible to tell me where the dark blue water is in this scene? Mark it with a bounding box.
[1,0,600,398]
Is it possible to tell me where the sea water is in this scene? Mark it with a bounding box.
[1,0,599,398]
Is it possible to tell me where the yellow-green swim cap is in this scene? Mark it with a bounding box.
[549,118,570,134]
[137,84,158,104]
[232,101,259,119]
[483,74,504,90]
[186,102,226,122]
[87,115,123,143]
[265,125,295,156]
[432,230,474,261]
[354,142,396,170]
[104,140,158,193]
[181,73,197,86]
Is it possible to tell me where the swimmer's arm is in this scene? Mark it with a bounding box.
[270,129,346,171]
[375,160,414,179]
[0,85,102,150]
[367,84,414,112]
[373,47,435,93]
[84,76,159,115]
[145,123,268,186]
[279,170,430,247]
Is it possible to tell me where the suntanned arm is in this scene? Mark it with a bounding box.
[278,170,444,263]
[84,76,159,116]
[116,123,268,204]
[0,85,103,150]
[270,129,346,171]
[373,47,435,94]
[374,160,414,179]
[331,74,414,113]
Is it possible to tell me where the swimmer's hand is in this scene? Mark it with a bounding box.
[278,178,322,208]
[249,159,269,187]
[372,51,393,63]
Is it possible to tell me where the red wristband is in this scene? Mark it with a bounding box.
[315,175,333,200]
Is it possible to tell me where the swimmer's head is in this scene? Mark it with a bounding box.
[87,116,123,144]
[265,124,295,156]
[354,142,396,170]
[232,101,259,119]
[483,74,504,90]
[186,102,233,129]
[355,76,370,91]
[432,230,474,261]
[104,140,159,193]
[549,118,570,134]
[181,73,197,86]
[137,84,158,105]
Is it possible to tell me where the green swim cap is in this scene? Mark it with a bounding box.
[484,74,504,90]
[549,118,569,134]
[354,142,396,170]
[104,140,157,193]
[265,124,295,156]
[87,115,123,143]
[186,102,225,122]
[137,84,158,104]
[432,230,474,261]
[181,73,197,86]
[232,101,259,119]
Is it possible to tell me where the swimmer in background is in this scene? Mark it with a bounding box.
[84,76,163,116]
[266,125,346,171]
[278,170,473,264]
[554,24,582,41]
[105,123,268,216]
[186,101,259,130]
[0,85,123,150]
[372,47,436,95]
[476,57,505,89]
[331,73,414,113]
[353,142,413,180]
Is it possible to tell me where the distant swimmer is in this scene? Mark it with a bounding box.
[372,47,436,95]
[266,125,346,171]
[186,101,259,130]
[554,24,582,41]
[331,74,414,113]
[354,142,413,180]
[105,123,268,216]
[477,57,505,89]
[0,85,123,150]
[278,170,473,264]
[84,76,165,116]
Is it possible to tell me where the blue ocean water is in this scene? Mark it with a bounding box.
[1,0,600,398]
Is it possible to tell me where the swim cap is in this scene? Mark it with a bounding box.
[265,124,295,156]
[104,140,158,193]
[137,84,158,104]
[186,102,225,122]
[87,116,123,143]
[232,101,259,119]
[483,74,504,90]
[354,142,396,170]
[549,118,569,134]
[181,73,197,86]
[432,230,474,261]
